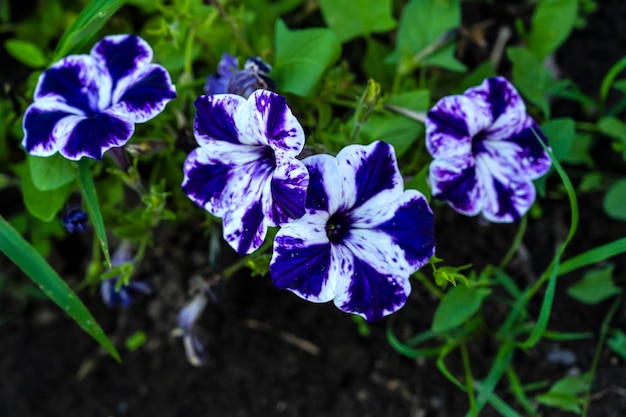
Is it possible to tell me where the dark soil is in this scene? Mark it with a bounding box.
[2,1,626,417]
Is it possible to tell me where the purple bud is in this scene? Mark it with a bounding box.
[62,208,88,233]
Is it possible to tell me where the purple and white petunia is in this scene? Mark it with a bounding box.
[425,76,551,222]
[270,141,436,321]
[182,89,309,255]
[22,34,177,161]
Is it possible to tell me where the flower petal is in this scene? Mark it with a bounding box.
[249,90,305,154]
[504,118,552,179]
[91,34,152,96]
[194,94,251,146]
[475,152,536,222]
[268,153,309,225]
[351,190,436,271]
[332,246,411,321]
[54,111,134,160]
[465,77,527,141]
[111,64,177,123]
[429,155,483,216]
[34,55,111,115]
[426,95,489,159]
[222,187,268,254]
[270,216,335,302]
[22,100,82,156]
[182,143,272,217]
[303,154,344,215]
[337,141,403,213]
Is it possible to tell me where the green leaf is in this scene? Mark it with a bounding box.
[318,0,396,43]
[432,285,491,333]
[603,178,626,221]
[76,159,111,268]
[526,0,578,60]
[16,163,72,222]
[363,38,394,88]
[607,330,626,361]
[507,47,552,116]
[391,0,465,72]
[360,90,429,157]
[562,132,593,166]
[53,0,125,60]
[28,154,76,191]
[0,214,120,361]
[536,375,589,414]
[540,118,575,162]
[273,19,341,97]
[4,39,48,68]
[566,264,621,304]
[598,116,626,151]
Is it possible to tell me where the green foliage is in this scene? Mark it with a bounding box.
[360,90,429,157]
[391,0,465,73]
[28,154,76,191]
[273,19,341,97]
[541,118,576,162]
[15,162,73,222]
[432,285,491,333]
[318,0,396,43]
[603,178,626,221]
[507,47,553,116]
[53,0,126,60]
[567,264,621,304]
[4,39,48,68]
[526,0,579,60]
[607,330,626,360]
[536,375,590,414]
[125,330,147,351]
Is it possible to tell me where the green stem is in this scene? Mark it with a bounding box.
[498,215,528,269]
[582,294,623,417]
[414,271,444,298]
[461,343,478,417]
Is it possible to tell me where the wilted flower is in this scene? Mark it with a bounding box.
[426,76,551,222]
[182,90,309,254]
[176,293,209,367]
[204,53,274,97]
[101,241,153,309]
[270,141,436,321]
[62,208,88,233]
[22,34,177,160]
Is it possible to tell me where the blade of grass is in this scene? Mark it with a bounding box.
[506,367,541,417]
[76,159,111,269]
[474,381,525,417]
[582,294,623,417]
[0,214,120,361]
[521,255,559,348]
[558,236,626,277]
[461,343,477,417]
[53,0,126,60]
[466,340,515,417]
[600,56,626,112]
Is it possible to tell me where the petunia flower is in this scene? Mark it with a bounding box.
[204,53,274,97]
[270,141,436,321]
[22,34,177,161]
[182,90,309,254]
[425,76,551,222]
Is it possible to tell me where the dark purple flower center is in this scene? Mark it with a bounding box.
[326,211,352,244]
[472,130,489,155]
